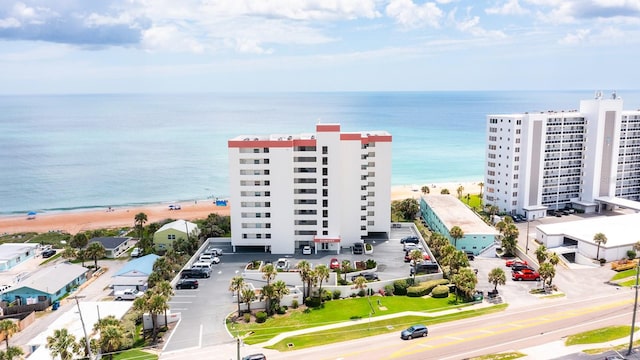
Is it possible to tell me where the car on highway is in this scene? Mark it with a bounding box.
[400,236,420,244]
[400,324,428,340]
[351,272,379,282]
[512,268,541,281]
[329,258,340,270]
[242,354,266,360]
[176,279,199,289]
[302,245,312,255]
[505,259,528,267]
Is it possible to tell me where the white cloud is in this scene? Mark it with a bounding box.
[486,0,529,15]
[142,25,205,53]
[84,12,136,27]
[559,28,590,44]
[385,0,443,29]
[0,17,20,28]
[449,7,507,38]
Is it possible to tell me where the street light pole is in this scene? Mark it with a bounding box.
[628,261,640,356]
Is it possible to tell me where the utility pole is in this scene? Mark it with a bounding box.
[70,295,94,360]
[628,261,640,356]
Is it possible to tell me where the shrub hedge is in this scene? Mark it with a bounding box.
[255,311,267,323]
[407,279,449,297]
[431,285,450,298]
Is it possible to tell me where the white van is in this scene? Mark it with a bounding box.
[191,262,212,271]
[199,253,213,262]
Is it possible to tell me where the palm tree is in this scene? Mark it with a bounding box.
[440,188,450,195]
[98,324,125,360]
[261,263,277,287]
[61,246,77,261]
[0,346,23,360]
[340,260,351,282]
[70,232,88,250]
[315,265,330,302]
[149,292,169,343]
[296,261,312,299]
[352,276,368,296]
[134,212,148,250]
[261,284,276,315]
[594,232,607,260]
[154,280,174,328]
[448,250,469,279]
[421,185,429,195]
[240,288,256,314]
[449,226,464,248]
[488,268,506,292]
[456,185,464,199]
[452,268,477,303]
[409,249,424,283]
[153,257,174,281]
[548,252,560,266]
[229,276,246,316]
[0,319,19,349]
[46,328,79,360]
[539,262,556,288]
[271,280,290,311]
[534,245,547,264]
[84,242,106,269]
[478,182,484,198]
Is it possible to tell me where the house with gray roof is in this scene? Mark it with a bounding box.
[88,237,133,258]
[1,262,88,305]
[112,254,159,292]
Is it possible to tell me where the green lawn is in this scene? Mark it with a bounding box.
[619,278,640,287]
[265,303,507,351]
[611,268,637,281]
[112,349,157,360]
[565,325,636,345]
[229,294,506,348]
[471,352,525,360]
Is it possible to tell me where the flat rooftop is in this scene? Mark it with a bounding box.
[537,212,640,248]
[421,195,498,235]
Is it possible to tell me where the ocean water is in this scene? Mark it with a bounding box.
[2,90,639,215]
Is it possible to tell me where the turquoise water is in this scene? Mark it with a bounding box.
[2,90,639,214]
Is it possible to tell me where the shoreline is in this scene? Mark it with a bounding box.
[0,180,482,236]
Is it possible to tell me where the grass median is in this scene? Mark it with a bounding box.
[228,294,507,351]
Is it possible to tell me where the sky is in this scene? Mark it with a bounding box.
[1,0,639,94]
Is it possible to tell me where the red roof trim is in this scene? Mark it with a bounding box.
[228,140,292,148]
[340,133,362,141]
[316,124,341,132]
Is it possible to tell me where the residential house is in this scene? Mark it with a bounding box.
[0,243,39,271]
[87,237,133,258]
[111,254,159,292]
[153,220,199,252]
[1,262,88,304]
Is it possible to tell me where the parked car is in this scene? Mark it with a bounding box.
[302,245,312,255]
[505,259,528,267]
[352,243,364,255]
[512,268,541,281]
[275,258,290,271]
[400,324,428,340]
[180,268,210,279]
[242,354,266,360]
[114,289,144,301]
[130,247,141,257]
[329,258,340,270]
[42,249,57,258]
[400,236,419,244]
[511,263,534,272]
[405,250,430,263]
[403,243,423,252]
[176,279,199,289]
[351,272,379,281]
[410,262,440,275]
[207,247,223,256]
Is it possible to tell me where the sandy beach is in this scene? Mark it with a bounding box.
[0,181,482,236]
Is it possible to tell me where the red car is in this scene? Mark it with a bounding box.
[512,268,540,281]
[505,259,528,267]
[329,258,340,270]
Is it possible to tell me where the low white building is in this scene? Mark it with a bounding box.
[536,213,640,263]
[0,243,38,271]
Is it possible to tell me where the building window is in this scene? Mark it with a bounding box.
[323,231,328,235]
[266,234,271,239]
[322,168,328,176]
[322,157,328,165]
[323,220,328,228]
[323,200,328,207]
[323,178,328,186]
[323,189,328,196]
[322,146,328,154]
[168,234,175,240]
[323,210,328,217]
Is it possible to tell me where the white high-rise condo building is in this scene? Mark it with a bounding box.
[228,124,392,254]
[484,91,640,219]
